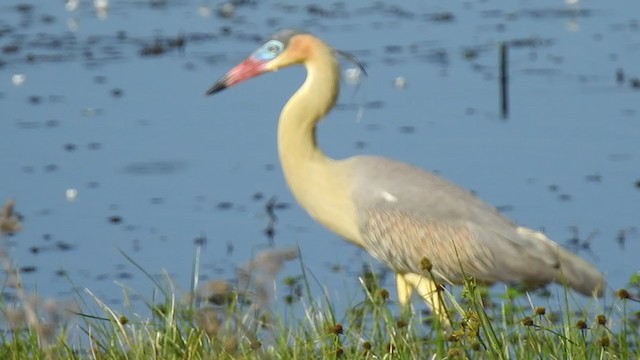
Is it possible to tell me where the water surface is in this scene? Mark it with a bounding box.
[1,0,639,314]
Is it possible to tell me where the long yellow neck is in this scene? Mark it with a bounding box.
[277,51,337,170]
[276,45,360,244]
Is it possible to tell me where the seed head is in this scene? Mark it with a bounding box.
[330,323,343,335]
[379,288,389,301]
[284,295,294,304]
[521,316,533,326]
[283,276,296,287]
[596,314,607,326]
[258,313,271,328]
[576,320,587,330]
[616,288,630,299]
[419,257,433,272]
[447,348,464,358]
[534,307,546,316]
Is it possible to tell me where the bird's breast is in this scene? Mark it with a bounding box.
[282,158,362,246]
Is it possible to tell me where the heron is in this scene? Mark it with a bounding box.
[205,29,605,324]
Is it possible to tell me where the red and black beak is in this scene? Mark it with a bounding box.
[205,56,268,95]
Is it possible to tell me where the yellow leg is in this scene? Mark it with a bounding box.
[403,273,449,326]
[396,273,413,305]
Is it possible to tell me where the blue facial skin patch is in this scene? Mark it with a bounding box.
[253,40,284,61]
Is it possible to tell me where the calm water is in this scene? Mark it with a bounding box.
[1,0,639,315]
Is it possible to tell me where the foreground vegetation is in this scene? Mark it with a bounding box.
[1,200,639,359]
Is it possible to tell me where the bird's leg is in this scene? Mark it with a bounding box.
[403,273,450,326]
[396,273,413,305]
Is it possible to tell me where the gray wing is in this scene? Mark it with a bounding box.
[344,155,562,285]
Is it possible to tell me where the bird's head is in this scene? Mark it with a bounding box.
[205,29,312,95]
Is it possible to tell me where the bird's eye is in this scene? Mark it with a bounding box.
[264,40,283,54]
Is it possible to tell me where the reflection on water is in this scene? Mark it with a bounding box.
[1,0,639,320]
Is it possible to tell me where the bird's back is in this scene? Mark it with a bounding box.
[345,155,515,230]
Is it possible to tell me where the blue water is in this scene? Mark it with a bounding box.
[1,0,638,316]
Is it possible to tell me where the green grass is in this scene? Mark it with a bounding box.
[1,256,639,360]
[1,200,639,359]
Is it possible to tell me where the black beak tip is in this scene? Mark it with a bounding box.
[205,81,227,96]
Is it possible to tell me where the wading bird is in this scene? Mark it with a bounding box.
[206,29,604,324]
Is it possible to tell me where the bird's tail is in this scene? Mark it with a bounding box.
[556,248,605,297]
[516,227,605,297]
